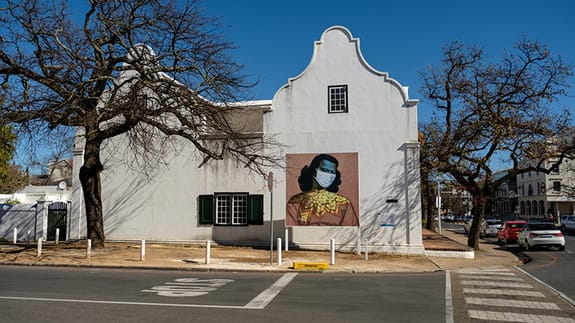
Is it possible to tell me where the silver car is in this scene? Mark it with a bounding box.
[560,215,575,232]
[517,222,565,251]
[481,219,502,237]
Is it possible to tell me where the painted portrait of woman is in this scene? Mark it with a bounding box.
[286,153,359,226]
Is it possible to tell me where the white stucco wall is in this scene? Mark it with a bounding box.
[70,25,423,254]
[266,26,422,253]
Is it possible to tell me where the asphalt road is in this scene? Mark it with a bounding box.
[518,231,575,303]
[0,266,447,323]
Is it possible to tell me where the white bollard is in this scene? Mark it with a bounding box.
[284,228,289,251]
[356,233,361,255]
[86,239,92,259]
[140,240,146,261]
[364,239,368,261]
[205,240,211,264]
[27,230,31,244]
[330,239,335,265]
[37,238,43,257]
[55,228,60,245]
[13,228,17,244]
[277,238,282,266]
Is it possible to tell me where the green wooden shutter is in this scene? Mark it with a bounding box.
[198,195,214,225]
[248,194,264,225]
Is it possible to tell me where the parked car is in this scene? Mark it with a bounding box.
[560,215,575,232]
[463,218,473,234]
[517,222,565,251]
[481,219,502,237]
[497,220,527,244]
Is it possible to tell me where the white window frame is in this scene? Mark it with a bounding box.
[215,193,248,225]
[328,85,348,113]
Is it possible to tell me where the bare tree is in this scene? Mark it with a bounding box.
[0,0,283,248]
[420,39,574,250]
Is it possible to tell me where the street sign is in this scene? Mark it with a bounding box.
[267,172,274,192]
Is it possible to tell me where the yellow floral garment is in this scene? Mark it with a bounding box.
[286,189,358,226]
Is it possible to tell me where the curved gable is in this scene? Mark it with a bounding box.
[274,25,417,107]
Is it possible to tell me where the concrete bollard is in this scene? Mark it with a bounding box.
[13,228,17,244]
[205,240,211,264]
[86,239,92,259]
[37,238,43,257]
[140,240,146,261]
[285,228,289,251]
[330,239,335,265]
[277,238,282,266]
[55,228,60,245]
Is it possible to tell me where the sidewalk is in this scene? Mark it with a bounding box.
[0,228,523,273]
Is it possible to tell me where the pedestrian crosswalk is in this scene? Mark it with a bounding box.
[452,267,575,322]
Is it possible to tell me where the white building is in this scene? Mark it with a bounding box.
[516,158,575,219]
[70,26,423,254]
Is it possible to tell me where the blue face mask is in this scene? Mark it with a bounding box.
[315,168,336,188]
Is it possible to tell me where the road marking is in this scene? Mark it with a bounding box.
[463,288,545,297]
[456,271,515,276]
[459,275,524,281]
[445,271,454,323]
[466,297,560,310]
[245,273,298,309]
[457,267,511,273]
[0,296,248,309]
[0,273,298,310]
[516,266,575,307]
[454,266,575,322]
[468,310,575,322]
[461,280,533,288]
[142,278,234,297]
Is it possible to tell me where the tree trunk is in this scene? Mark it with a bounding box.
[79,136,105,248]
[467,194,486,250]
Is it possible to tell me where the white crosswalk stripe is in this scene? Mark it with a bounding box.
[454,267,574,322]
[459,275,524,281]
[463,288,545,298]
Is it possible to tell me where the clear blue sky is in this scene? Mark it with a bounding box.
[12,0,575,173]
[202,0,575,125]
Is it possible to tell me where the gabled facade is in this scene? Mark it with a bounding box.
[70,26,423,254]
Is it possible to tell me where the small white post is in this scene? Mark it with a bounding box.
[330,238,335,265]
[55,228,60,245]
[277,238,282,266]
[37,238,43,257]
[12,228,17,244]
[364,239,368,261]
[86,239,92,259]
[140,240,146,261]
[356,232,361,255]
[284,228,289,251]
[205,240,211,264]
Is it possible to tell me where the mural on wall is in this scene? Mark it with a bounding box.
[286,152,359,226]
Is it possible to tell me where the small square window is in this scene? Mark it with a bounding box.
[328,85,348,113]
[553,181,561,192]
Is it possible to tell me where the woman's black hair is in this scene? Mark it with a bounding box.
[297,154,341,192]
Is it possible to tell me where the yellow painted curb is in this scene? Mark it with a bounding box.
[293,262,329,270]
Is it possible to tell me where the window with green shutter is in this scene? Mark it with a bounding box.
[198,195,214,225]
[199,193,264,226]
[248,194,264,225]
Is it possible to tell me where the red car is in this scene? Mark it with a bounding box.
[497,220,527,244]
